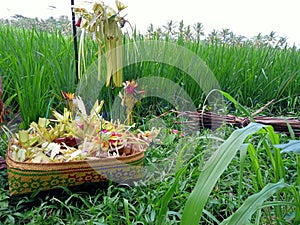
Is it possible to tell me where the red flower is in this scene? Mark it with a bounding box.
[75,17,82,27]
[61,91,74,101]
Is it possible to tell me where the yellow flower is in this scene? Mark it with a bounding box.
[115,0,128,11]
[101,141,109,151]
[102,121,114,131]
[145,131,151,137]
[61,91,75,101]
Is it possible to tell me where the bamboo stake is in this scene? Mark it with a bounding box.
[251,99,276,117]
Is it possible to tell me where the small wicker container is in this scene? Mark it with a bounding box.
[6,146,144,196]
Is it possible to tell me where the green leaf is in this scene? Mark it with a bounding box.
[123,198,130,225]
[247,143,264,188]
[0,188,9,209]
[31,151,50,163]
[157,155,198,225]
[17,148,26,162]
[38,117,49,128]
[238,143,249,206]
[275,140,300,154]
[163,133,176,145]
[28,136,40,147]
[220,180,288,225]
[219,90,253,119]
[18,128,40,147]
[180,122,266,225]
[18,130,29,146]
[156,162,189,225]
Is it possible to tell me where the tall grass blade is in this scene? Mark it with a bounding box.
[123,198,130,225]
[219,90,253,118]
[220,180,289,225]
[238,143,250,206]
[180,122,266,225]
[284,118,296,139]
[156,155,198,225]
[247,143,264,188]
[290,185,300,223]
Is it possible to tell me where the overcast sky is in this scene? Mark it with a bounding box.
[0,0,299,46]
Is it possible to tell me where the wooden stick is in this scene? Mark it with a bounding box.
[251,99,276,117]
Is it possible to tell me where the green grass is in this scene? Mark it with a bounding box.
[0,25,77,128]
[1,23,300,126]
[122,34,300,115]
[1,121,299,224]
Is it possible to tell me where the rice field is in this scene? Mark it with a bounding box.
[0,18,300,225]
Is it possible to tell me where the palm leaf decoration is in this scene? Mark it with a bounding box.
[73,0,127,87]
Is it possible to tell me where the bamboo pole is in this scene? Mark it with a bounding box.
[71,0,79,83]
[174,110,300,137]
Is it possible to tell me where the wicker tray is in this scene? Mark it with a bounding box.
[6,146,144,196]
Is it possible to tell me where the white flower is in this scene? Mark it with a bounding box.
[42,142,61,160]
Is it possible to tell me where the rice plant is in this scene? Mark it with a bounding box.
[0,25,76,128]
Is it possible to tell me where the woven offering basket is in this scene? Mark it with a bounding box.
[6,142,145,196]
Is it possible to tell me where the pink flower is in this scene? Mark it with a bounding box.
[125,84,136,94]
[171,129,185,137]
[124,80,138,94]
